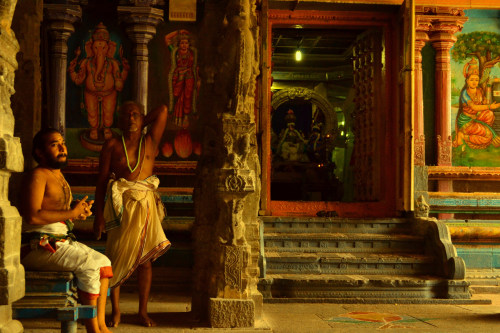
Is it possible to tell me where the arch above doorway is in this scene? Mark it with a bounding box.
[271,87,339,139]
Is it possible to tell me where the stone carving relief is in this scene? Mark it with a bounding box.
[415,195,430,218]
[414,134,425,166]
[224,245,243,292]
[437,134,452,166]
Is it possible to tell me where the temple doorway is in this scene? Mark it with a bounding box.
[261,2,414,217]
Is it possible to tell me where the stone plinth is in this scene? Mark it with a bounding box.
[209,298,255,328]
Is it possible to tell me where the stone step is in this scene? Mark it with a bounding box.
[261,216,411,234]
[264,252,435,275]
[264,232,425,253]
[465,269,500,294]
[258,274,471,300]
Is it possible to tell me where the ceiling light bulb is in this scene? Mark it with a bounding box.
[295,50,302,61]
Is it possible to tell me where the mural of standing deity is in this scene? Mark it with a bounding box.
[165,29,200,129]
[453,58,500,149]
[68,22,129,148]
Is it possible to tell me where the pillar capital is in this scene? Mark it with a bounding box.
[117,6,163,56]
[428,16,468,44]
[43,4,82,56]
[117,6,163,112]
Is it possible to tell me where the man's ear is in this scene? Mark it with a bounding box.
[34,148,44,162]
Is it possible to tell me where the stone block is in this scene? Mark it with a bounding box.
[209,298,255,328]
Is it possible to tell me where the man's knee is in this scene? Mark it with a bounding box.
[138,260,152,270]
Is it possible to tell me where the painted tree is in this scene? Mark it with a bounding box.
[451,31,500,90]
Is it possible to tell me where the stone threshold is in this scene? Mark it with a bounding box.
[263,297,491,304]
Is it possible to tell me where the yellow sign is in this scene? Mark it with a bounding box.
[169,0,196,22]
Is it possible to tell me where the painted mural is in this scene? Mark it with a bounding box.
[148,26,202,162]
[160,29,202,161]
[451,10,500,166]
[66,19,131,156]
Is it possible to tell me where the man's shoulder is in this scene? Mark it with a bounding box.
[31,166,49,176]
[28,167,50,182]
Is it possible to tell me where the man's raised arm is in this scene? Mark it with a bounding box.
[144,105,168,150]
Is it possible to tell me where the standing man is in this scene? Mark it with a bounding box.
[94,102,171,327]
[22,128,113,333]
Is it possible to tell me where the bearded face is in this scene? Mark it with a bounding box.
[40,132,68,169]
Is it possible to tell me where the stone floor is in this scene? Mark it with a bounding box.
[19,291,500,333]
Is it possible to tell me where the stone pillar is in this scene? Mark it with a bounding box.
[117,6,163,112]
[414,16,431,167]
[193,0,263,328]
[43,4,82,136]
[0,1,25,332]
[429,14,468,219]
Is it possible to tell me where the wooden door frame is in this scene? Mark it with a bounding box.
[260,7,406,217]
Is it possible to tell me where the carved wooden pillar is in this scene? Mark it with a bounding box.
[118,6,163,112]
[429,13,467,219]
[414,16,431,167]
[43,4,82,136]
[0,0,25,331]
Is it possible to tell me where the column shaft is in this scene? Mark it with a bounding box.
[118,6,163,112]
[43,4,81,135]
[414,17,431,166]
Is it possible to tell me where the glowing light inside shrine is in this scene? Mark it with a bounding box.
[295,50,302,61]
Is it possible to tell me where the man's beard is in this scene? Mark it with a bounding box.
[47,156,68,169]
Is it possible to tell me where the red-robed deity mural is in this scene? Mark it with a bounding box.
[68,22,129,150]
[165,29,200,129]
[161,29,202,160]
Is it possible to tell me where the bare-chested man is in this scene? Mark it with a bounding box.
[94,102,171,327]
[22,128,112,333]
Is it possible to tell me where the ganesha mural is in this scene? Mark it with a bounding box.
[68,22,129,151]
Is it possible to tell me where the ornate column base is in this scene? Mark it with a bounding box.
[209,298,255,328]
[0,311,23,333]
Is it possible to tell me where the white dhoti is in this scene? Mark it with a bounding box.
[22,233,112,298]
[104,175,170,288]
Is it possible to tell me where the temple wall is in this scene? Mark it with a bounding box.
[0,0,25,331]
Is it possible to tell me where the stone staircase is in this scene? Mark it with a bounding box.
[258,216,472,303]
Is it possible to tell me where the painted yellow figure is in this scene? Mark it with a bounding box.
[68,22,130,141]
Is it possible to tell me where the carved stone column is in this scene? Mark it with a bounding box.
[43,4,82,136]
[192,0,263,328]
[0,1,25,332]
[209,119,258,328]
[117,6,163,112]
[414,15,431,167]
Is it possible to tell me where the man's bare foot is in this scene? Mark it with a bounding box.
[99,325,112,333]
[106,312,120,327]
[139,313,156,327]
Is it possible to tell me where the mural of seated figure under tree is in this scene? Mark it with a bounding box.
[453,58,500,149]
